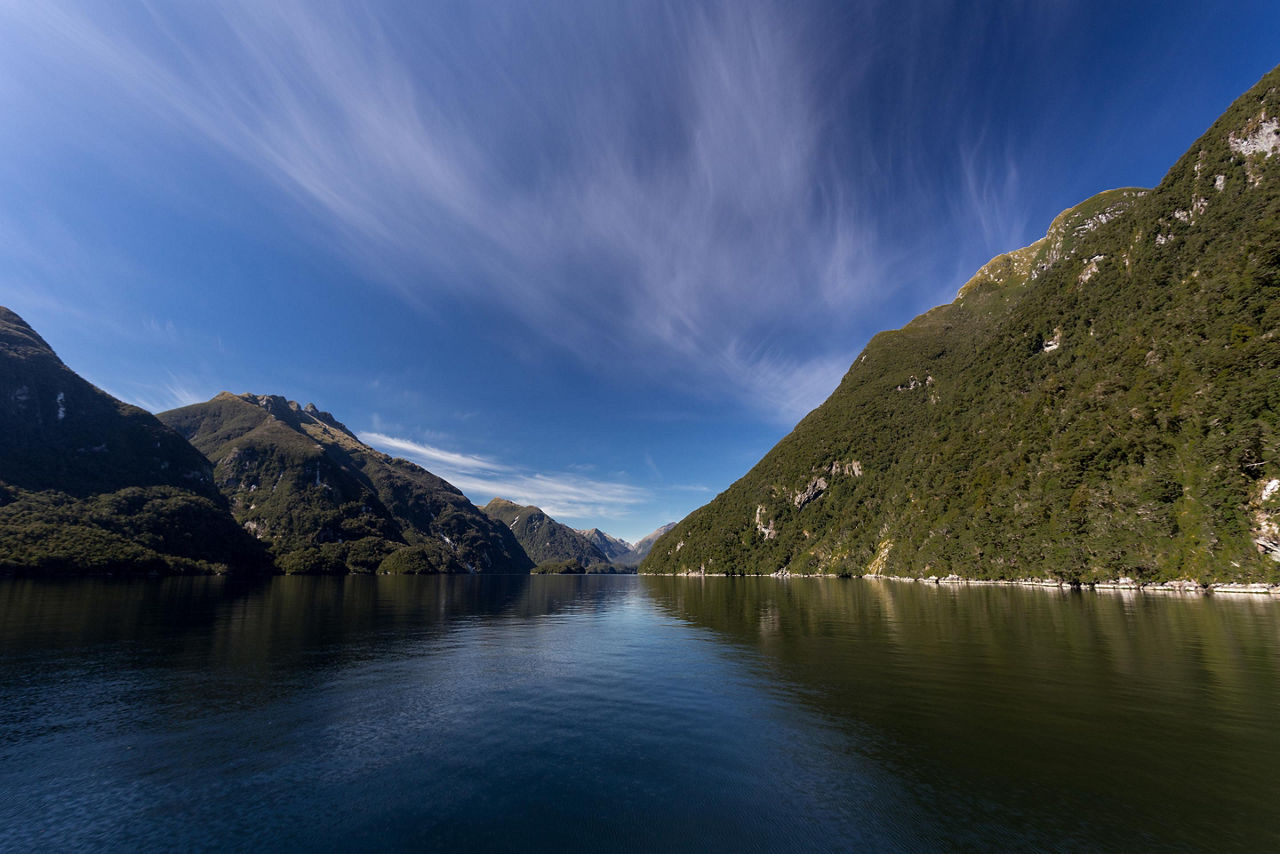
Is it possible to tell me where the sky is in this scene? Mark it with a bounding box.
[1,1,1277,543]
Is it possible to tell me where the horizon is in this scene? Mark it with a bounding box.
[1,2,1277,543]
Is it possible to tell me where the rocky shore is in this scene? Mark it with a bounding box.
[661,569,1280,596]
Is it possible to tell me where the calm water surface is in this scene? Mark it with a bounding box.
[1,575,1277,852]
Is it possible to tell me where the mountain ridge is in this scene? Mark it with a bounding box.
[576,527,633,561]
[159,393,533,574]
[642,65,1280,583]
[0,308,270,575]
[481,498,611,567]
[615,522,677,566]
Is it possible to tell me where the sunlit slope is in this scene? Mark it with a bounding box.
[644,66,1280,583]
[161,393,533,574]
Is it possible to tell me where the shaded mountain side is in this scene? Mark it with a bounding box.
[576,528,633,561]
[615,523,677,566]
[482,498,610,567]
[0,308,270,575]
[643,66,1280,583]
[159,393,532,575]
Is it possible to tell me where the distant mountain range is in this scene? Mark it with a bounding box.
[481,498,612,569]
[478,498,674,572]
[643,66,1280,583]
[577,527,633,561]
[615,523,677,566]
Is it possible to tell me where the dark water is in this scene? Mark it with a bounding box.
[1,576,1277,852]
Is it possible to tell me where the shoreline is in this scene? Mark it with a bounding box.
[645,570,1280,596]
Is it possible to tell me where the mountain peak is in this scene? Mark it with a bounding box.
[158,394,532,574]
[0,307,56,360]
[0,309,269,574]
[484,497,532,513]
[480,499,610,566]
[957,188,1147,300]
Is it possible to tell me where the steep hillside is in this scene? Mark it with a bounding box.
[0,308,269,575]
[577,528,633,561]
[644,67,1280,583]
[159,394,532,574]
[482,498,609,567]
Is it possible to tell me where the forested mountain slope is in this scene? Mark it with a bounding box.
[644,66,1280,583]
[160,394,532,574]
[0,308,268,575]
[482,498,609,567]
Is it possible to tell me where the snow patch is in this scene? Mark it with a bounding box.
[56,392,66,421]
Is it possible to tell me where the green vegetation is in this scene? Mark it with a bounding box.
[481,498,610,566]
[643,66,1280,584]
[159,394,533,575]
[532,558,636,574]
[0,485,270,575]
[0,307,271,576]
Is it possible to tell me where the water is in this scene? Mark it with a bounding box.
[1,575,1276,852]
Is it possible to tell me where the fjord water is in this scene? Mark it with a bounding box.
[2,576,1276,852]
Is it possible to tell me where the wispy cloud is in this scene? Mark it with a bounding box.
[361,432,509,476]
[361,432,647,521]
[0,0,881,422]
[111,372,208,414]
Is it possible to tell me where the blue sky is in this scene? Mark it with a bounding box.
[1,1,1276,543]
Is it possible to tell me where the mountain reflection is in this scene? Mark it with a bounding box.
[639,575,1280,851]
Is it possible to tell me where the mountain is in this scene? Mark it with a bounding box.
[0,307,269,575]
[643,66,1280,584]
[158,393,532,574]
[481,498,610,567]
[615,522,676,566]
[576,528,633,561]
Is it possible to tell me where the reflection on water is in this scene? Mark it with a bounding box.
[1,575,1277,851]
[642,576,1280,851]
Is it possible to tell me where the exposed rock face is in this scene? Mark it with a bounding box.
[1230,112,1280,186]
[159,393,531,574]
[0,307,269,575]
[793,477,827,509]
[1255,479,1280,561]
